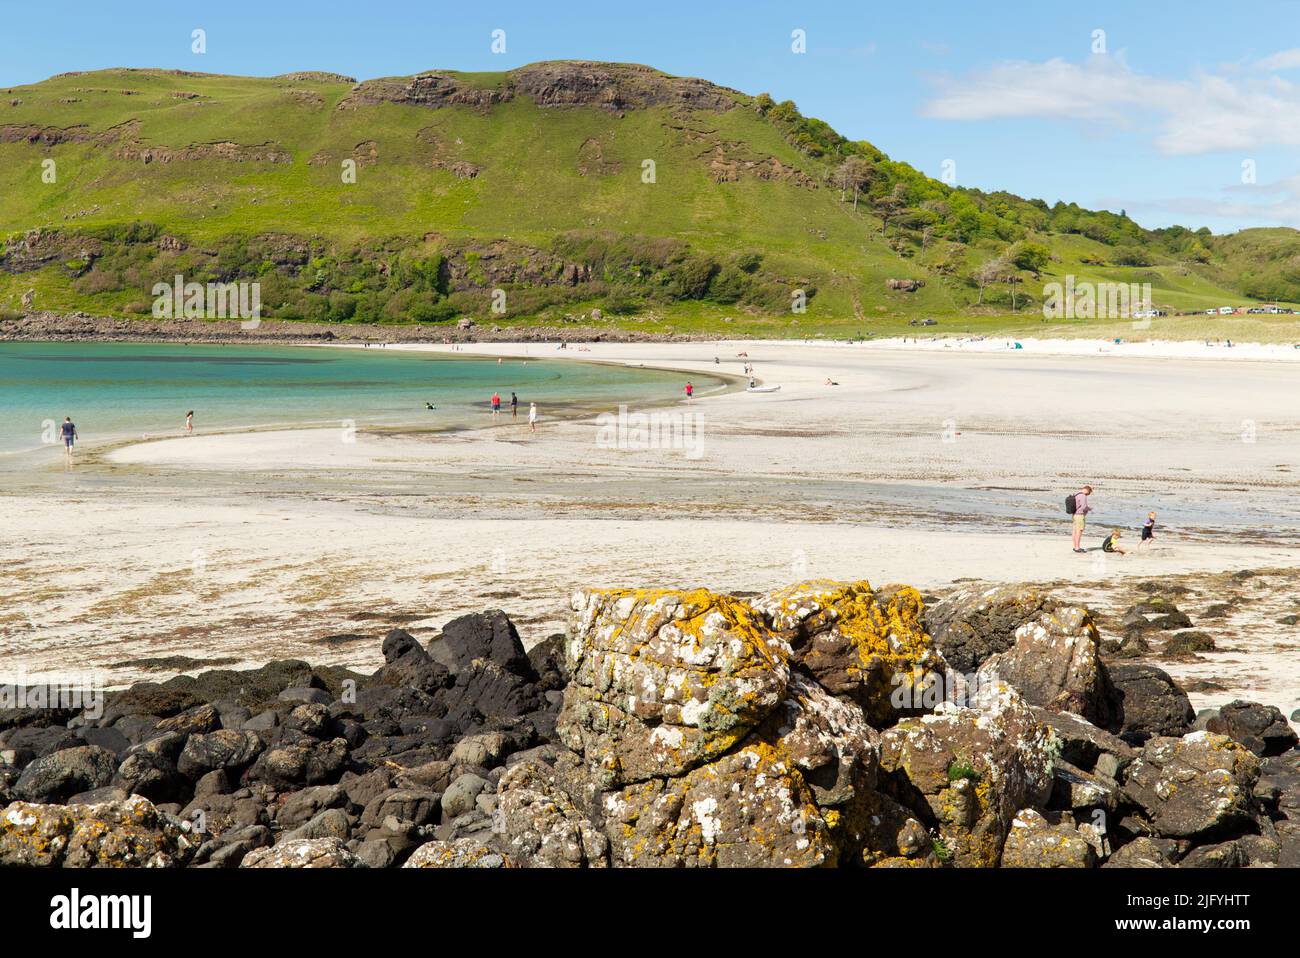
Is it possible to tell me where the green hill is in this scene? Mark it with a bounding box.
[3,61,1300,340]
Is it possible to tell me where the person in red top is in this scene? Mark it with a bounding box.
[685,382,693,400]
[491,392,501,420]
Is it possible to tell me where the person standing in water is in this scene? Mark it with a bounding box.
[511,392,518,419]
[685,381,693,400]
[528,402,538,434]
[60,416,77,460]
[491,392,501,420]
[185,410,194,435]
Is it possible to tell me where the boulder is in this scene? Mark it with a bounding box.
[176,730,265,780]
[241,836,365,868]
[1108,664,1194,743]
[976,607,1120,730]
[156,703,222,736]
[1121,731,1260,838]
[275,784,346,829]
[435,610,533,676]
[494,761,610,867]
[14,745,116,803]
[245,737,347,789]
[1001,808,1097,867]
[557,587,790,788]
[1204,701,1298,757]
[441,773,490,820]
[0,795,196,867]
[361,788,440,828]
[754,579,943,725]
[404,838,506,868]
[924,584,1060,674]
[599,671,881,868]
[1102,836,1173,868]
[876,687,1056,867]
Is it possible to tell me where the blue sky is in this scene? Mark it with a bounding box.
[3,0,1299,233]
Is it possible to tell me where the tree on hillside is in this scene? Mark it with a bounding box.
[875,183,911,236]
[972,256,1009,306]
[832,156,874,209]
[1009,241,1051,276]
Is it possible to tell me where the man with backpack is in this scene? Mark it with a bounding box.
[1067,485,1093,553]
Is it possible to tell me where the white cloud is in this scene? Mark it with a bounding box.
[1257,48,1300,71]
[922,49,1300,156]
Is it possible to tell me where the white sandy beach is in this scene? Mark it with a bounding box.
[4,337,1299,720]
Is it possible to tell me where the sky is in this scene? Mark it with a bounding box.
[3,0,1300,233]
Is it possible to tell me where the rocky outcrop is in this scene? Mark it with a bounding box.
[3,579,1295,869]
[975,606,1120,730]
[924,584,1057,673]
[341,62,737,114]
[876,686,1056,867]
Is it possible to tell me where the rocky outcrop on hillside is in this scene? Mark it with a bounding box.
[341,61,739,114]
[3,580,1296,868]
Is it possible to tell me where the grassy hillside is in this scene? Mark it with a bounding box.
[2,62,1299,340]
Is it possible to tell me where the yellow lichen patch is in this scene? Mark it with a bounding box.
[757,580,942,725]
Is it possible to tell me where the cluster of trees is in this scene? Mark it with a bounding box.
[46,223,811,323]
[552,233,807,314]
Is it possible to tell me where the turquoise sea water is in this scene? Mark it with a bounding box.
[0,342,722,458]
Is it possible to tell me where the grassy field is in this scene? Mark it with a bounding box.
[3,64,1300,341]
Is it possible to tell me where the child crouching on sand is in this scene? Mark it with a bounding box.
[1101,529,1127,555]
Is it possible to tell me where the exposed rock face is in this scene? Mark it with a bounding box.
[1109,664,1195,743]
[976,607,1120,731]
[876,687,1057,867]
[754,580,943,725]
[1122,732,1260,838]
[924,584,1057,673]
[342,62,737,114]
[557,587,791,787]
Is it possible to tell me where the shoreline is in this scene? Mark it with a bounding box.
[4,313,1300,361]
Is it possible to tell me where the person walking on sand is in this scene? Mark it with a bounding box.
[491,391,501,420]
[685,381,693,400]
[185,410,194,435]
[60,416,77,461]
[1140,511,1157,549]
[528,402,537,433]
[1070,484,1093,553]
[511,392,518,419]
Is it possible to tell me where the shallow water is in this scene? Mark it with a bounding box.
[0,341,724,463]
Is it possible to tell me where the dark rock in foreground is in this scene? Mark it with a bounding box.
[2,584,1296,869]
